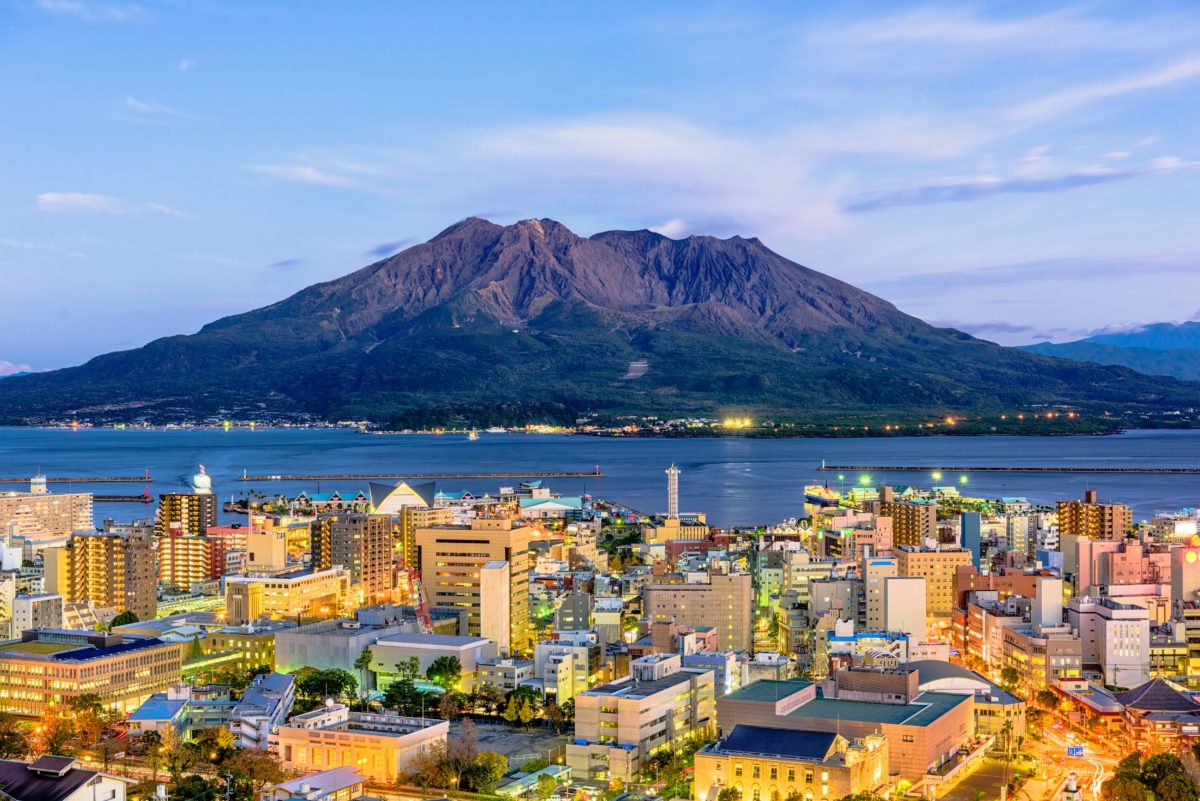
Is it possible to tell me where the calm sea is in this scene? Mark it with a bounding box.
[0,427,1197,528]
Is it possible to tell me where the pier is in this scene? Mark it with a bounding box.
[818,464,1200,475]
[0,475,153,484]
[95,494,153,503]
[237,468,604,481]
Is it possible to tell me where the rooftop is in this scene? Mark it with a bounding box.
[586,669,703,700]
[376,632,492,647]
[723,679,812,703]
[0,758,97,801]
[789,690,969,727]
[711,726,839,761]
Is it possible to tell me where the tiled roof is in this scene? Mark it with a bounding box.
[1115,678,1200,712]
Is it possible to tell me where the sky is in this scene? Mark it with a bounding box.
[2,1,1199,372]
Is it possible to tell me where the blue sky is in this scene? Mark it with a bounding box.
[2,1,1199,372]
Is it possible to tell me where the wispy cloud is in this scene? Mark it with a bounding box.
[843,157,1197,213]
[117,95,189,125]
[36,192,188,217]
[36,0,144,22]
[0,239,51,251]
[0,360,32,376]
[1011,56,1200,122]
[364,240,413,259]
[247,163,366,190]
[267,258,303,270]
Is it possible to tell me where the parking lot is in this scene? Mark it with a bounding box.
[451,720,570,765]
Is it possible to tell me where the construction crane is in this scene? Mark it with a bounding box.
[402,566,433,634]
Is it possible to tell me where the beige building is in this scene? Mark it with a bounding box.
[896,546,973,625]
[0,629,181,717]
[272,704,448,784]
[644,573,753,651]
[880,501,937,548]
[694,729,888,801]
[1058,490,1131,541]
[157,493,218,537]
[45,523,157,621]
[225,567,350,625]
[396,506,450,568]
[1002,624,1082,693]
[313,514,394,606]
[0,488,92,540]
[642,513,709,545]
[567,659,716,782]
[415,518,532,651]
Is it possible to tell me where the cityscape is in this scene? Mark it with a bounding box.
[3,3,1200,801]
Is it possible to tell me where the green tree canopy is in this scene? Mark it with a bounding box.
[109,610,139,628]
[426,655,463,689]
[1157,775,1200,801]
[1102,777,1150,801]
[1141,753,1186,788]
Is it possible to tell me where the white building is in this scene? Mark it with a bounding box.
[863,557,897,630]
[12,593,63,633]
[231,671,295,749]
[370,633,498,691]
[1068,596,1150,688]
[533,630,599,701]
[884,576,926,639]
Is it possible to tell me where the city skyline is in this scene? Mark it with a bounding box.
[3,1,1199,372]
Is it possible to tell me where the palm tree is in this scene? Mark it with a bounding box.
[354,647,373,698]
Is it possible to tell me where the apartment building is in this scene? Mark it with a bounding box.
[567,657,715,782]
[643,573,753,651]
[312,514,394,605]
[1001,624,1082,693]
[156,493,218,537]
[896,546,973,623]
[1058,490,1132,541]
[879,501,937,548]
[45,522,157,621]
[0,487,91,540]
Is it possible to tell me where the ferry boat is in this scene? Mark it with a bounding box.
[803,482,840,507]
[468,429,479,441]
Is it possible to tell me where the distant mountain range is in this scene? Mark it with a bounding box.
[1021,321,1200,381]
[1,217,1197,426]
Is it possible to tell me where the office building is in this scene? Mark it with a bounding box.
[695,728,888,801]
[224,567,350,625]
[896,547,973,623]
[477,657,536,692]
[960,512,981,569]
[644,573,753,651]
[313,514,394,606]
[1068,596,1151,688]
[533,630,601,701]
[415,518,532,650]
[556,592,593,631]
[157,493,218,537]
[567,659,715,782]
[0,629,181,716]
[395,505,450,569]
[46,522,157,621]
[879,501,936,548]
[231,672,296,749]
[272,704,448,784]
[0,486,92,541]
[274,612,411,675]
[206,619,296,672]
[716,669,974,781]
[1001,623,1082,692]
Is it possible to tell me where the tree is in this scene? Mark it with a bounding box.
[439,691,466,720]
[293,667,357,701]
[1034,689,1058,709]
[544,701,565,733]
[188,635,205,661]
[0,713,28,759]
[354,647,374,695]
[1158,775,1200,801]
[382,678,434,716]
[523,757,551,772]
[1101,777,1150,801]
[109,610,139,627]
[1115,753,1142,780]
[465,751,508,793]
[224,747,289,797]
[1141,753,1185,788]
[161,727,198,783]
[194,726,237,764]
[31,710,76,756]
[1000,667,1021,694]
[475,683,504,714]
[427,656,463,690]
[535,773,558,800]
[561,697,575,724]
[717,788,743,801]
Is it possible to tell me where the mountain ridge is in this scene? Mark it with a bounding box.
[1021,320,1200,381]
[1,217,1197,425]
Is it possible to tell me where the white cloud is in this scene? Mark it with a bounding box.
[0,239,50,251]
[247,163,366,189]
[36,0,144,22]
[35,192,188,217]
[36,192,127,213]
[0,360,32,376]
[651,219,690,238]
[1103,151,1131,160]
[1011,56,1200,121]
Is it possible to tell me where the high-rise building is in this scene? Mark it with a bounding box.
[0,486,92,540]
[895,546,973,622]
[46,521,157,620]
[158,532,222,591]
[415,518,532,650]
[313,514,393,605]
[883,576,926,640]
[1058,490,1131,541]
[960,512,981,569]
[643,573,753,651]
[880,501,937,548]
[395,506,451,568]
[157,493,218,537]
[863,557,897,631]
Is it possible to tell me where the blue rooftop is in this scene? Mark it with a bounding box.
[718,726,838,760]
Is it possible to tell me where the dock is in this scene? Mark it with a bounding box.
[818,464,1200,475]
[95,495,153,503]
[238,469,604,481]
[0,475,153,484]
